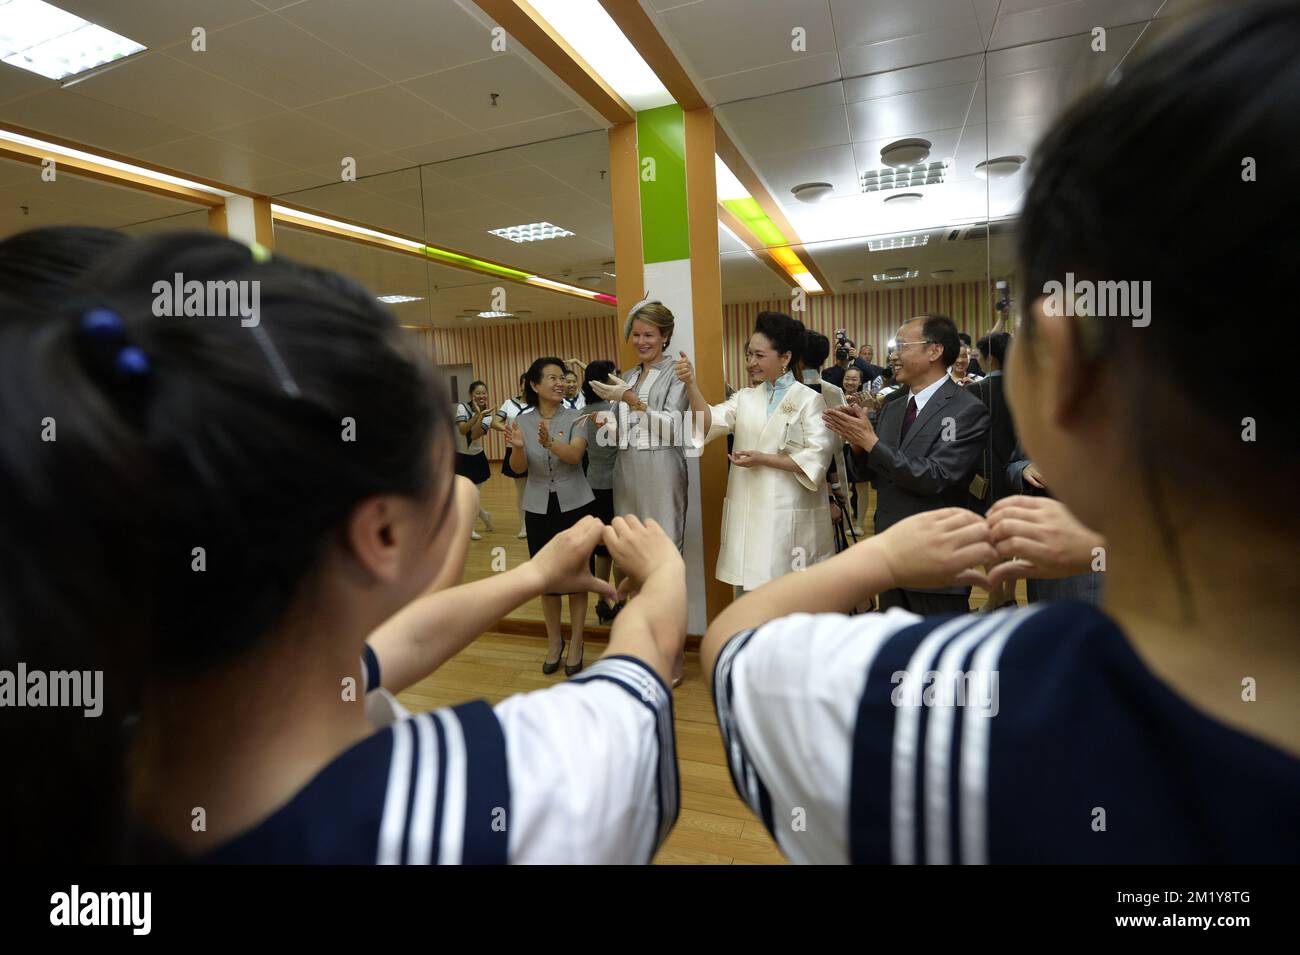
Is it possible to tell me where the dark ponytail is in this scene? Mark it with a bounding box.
[12,231,453,675]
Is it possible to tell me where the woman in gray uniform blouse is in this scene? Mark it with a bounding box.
[589,299,691,684]
[506,356,596,677]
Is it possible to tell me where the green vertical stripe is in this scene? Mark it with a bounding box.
[636,105,689,265]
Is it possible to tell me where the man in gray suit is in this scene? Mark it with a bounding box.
[824,313,990,614]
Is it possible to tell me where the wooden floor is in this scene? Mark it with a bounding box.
[426,469,1024,863]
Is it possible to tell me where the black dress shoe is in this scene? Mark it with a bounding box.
[564,648,584,677]
[594,599,613,623]
[542,640,565,675]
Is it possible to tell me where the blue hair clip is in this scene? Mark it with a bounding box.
[81,307,125,339]
[114,345,151,377]
[80,307,151,381]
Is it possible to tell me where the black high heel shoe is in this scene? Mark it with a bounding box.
[564,643,584,677]
[542,640,565,675]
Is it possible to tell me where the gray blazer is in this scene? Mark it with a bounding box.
[867,377,990,594]
[516,405,594,514]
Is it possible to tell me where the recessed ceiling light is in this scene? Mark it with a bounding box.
[930,269,955,279]
[873,269,919,282]
[860,161,948,193]
[791,181,834,203]
[513,309,533,317]
[868,233,930,251]
[377,294,423,304]
[883,192,924,206]
[576,274,603,285]
[487,222,575,243]
[477,310,513,318]
[974,155,1027,179]
[880,138,933,168]
[0,0,146,80]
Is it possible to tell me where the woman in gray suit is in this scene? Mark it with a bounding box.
[590,299,691,684]
[505,356,597,676]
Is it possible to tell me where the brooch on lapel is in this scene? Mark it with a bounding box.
[778,397,798,417]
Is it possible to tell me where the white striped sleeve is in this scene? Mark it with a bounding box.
[711,609,921,864]
[493,655,677,864]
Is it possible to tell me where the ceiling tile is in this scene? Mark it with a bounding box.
[210,110,372,166]
[657,0,836,79]
[301,86,470,151]
[68,54,283,132]
[829,0,983,49]
[403,55,582,131]
[989,0,1163,50]
[846,83,979,143]
[279,0,497,82]
[165,15,389,108]
[0,63,52,105]
[705,53,843,105]
[52,0,269,50]
[0,89,194,152]
[136,134,298,186]
[720,104,851,156]
[842,55,984,103]
[483,112,601,150]
[838,23,985,76]
[391,133,497,166]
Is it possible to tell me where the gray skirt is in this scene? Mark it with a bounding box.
[611,446,687,553]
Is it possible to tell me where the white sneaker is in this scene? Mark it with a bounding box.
[480,510,494,533]
[470,530,482,540]
[516,527,527,539]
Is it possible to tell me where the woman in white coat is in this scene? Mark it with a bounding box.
[680,311,837,592]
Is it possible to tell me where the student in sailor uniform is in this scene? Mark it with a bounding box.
[490,374,531,539]
[699,0,1300,865]
[33,232,682,864]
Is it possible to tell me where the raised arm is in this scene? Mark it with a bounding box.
[367,517,615,694]
[599,516,687,684]
[700,508,996,677]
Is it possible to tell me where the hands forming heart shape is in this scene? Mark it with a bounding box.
[865,495,1104,592]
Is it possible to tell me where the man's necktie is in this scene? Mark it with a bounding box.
[899,396,918,442]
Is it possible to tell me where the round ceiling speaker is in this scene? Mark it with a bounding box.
[930,269,955,279]
[883,192,924,205]
[842,277,866,287]
[974,155,1027,179]
[880,138,932,168]
[513,309,532,317]
[791,181,834,203]
[576,274,603,285]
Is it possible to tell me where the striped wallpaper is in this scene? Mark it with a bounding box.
[412,316,620,460]
[412,280,996,457]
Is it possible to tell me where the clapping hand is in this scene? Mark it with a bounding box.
[823,403,878,450]
[505,422,524,450]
